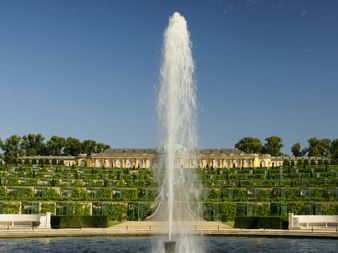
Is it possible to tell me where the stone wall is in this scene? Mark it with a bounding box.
[288,213,338,229]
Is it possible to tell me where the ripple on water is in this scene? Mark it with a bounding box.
[0,236,337,253]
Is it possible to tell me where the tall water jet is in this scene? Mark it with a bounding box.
[156,12,202,253]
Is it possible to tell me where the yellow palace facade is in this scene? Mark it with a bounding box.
[18,148,284,168]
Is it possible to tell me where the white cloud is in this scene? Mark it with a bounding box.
[245,0,257,7]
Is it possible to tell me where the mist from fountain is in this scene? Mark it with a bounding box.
[155,12,202,253]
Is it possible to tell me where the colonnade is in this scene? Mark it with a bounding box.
[91,158,154,168]
[89,157,265,169]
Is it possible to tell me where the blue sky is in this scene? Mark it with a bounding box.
[0,0,337,153]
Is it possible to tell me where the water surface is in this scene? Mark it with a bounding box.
[0,236,337,253]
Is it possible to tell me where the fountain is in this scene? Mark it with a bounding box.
[156,12,202,253]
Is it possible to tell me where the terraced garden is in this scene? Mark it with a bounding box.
[0,165,159,221]
[0,164,338,222]
[197,165,338,221]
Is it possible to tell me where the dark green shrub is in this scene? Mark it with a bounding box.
[51,215,108,228]
[220,202,236,221]
[107,203,128,221]
[234,216,288,229]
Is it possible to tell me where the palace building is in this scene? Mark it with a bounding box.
[18,148,285,168]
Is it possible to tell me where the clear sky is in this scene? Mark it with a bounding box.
[0,0,337,153]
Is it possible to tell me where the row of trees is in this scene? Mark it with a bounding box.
[235,136,283,156]
[235,136,338,160]
[291,138,338,159]
[0,134,110,163]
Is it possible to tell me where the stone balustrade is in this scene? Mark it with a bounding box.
[289,213,338,229]
[0,213,51,228]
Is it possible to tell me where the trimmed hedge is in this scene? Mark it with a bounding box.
[234,216,288,229]
[51,215,108,229]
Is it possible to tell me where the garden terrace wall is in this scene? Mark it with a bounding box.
[1,165,338,221]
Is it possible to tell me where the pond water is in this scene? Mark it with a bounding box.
[0,236,337,253]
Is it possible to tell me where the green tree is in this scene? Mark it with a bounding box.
[20,133,46,156]
[291,143,302,157]
[307,138,331,157]
[1,135,22,163]
[64,137,82,156]
[235,137,262,153]
[81,139,97,154]
[46,136,66,155]
[263,136,283,156]
[331,139,338,162]
[320,139,332,157]
[95,143,110,153]
[0,138,3,161]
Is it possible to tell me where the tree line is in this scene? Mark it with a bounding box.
[1,134,337,164]
[0,134,111,163]
[235,136,338,160]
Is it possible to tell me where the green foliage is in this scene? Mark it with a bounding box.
[235,137,262,154]
[47,136,66,156]
[7,187,33,200]
[263,136,283,156]
[283,159,291,167]
[0,134,111,163]
[234,216,288,229]
[127,202,152,221]
[3,202,20,214]
[63,137,82,156]
[21,134,46,156]
[107,203,128,221]
[307,138,331,158]
[40,202,56,214]
[55,202,91,216]
[203,202,221,221]
[87,188,112,201]
[21,202,40,214]
[51,215,108,228]
[219,202,236,221]
[252,203,270,216]
[73,202,91,215]
[1,135,22,163]
[287,202,304,214]
[291,143,302,157]
[199,165,338,220]
[81,140,110,155]
[1,163,338,221]
[321,203,338,215]
[331,139,338,162]
[0,186,7,200]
